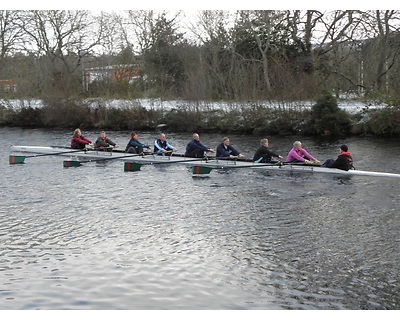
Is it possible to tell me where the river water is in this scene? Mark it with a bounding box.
[1,127,400,310]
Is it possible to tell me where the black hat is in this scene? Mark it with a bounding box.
[340,144,348,152]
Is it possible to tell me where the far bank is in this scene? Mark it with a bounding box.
[1,94,400,137]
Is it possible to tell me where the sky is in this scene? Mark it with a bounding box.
[1,0,394,10]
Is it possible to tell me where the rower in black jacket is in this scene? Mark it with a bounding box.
[253,138,283,163]
[323,144,354,171]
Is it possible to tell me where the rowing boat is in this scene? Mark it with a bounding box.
[8,145,400,178]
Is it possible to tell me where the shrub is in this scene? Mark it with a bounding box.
[4,107,43,127]
[363,107,400,136]
[305,94,352,137]
[164,107,204,132]
[99,106,162,131]
[41,98,93,128]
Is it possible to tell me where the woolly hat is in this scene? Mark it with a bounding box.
[340,144,348,152]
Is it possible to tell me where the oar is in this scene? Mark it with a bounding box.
[123,156,209,171]
[63,152,146,169]
[192,160,325,175]
[192,161,285,174]
[9,149,85,164]
[284,161,321,167]
[51,145,126,153]
[212,156,252,162]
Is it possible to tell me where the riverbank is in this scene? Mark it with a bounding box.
[1,96,399,137]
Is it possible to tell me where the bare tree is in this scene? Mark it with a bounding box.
[18,10,109,96]
[0,11,26,59]
[125,10,182,52]
[233,10,290,94]
[191,10,234,99]
[123,10,185,96]
[307,10,364,96]
[360,10,400,93]
[287,10,323,70]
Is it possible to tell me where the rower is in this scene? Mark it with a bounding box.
[253,138,283,163]
[95,131,117,152]
[185,133,215,158]
[71,128,93,149]
[153,133,177,156]
[286,141,320,165]
[125,132,150,154]
[216,137,244,159]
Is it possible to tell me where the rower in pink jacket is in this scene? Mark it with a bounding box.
[286,141,320,164]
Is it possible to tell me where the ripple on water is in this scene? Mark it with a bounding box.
[2,130,400,309]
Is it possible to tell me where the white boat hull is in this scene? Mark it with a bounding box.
[9,145,400,178]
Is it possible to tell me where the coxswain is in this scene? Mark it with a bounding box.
[322,144,354,171]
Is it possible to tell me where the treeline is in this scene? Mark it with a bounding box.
[1,10,400,101]
[1,94,400,137]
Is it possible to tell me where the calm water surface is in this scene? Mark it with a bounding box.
[1,127,400,310]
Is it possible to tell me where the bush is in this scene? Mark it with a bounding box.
[97,106,162,131]
[3,106,43,127]
[305,94,352,137]
[2,97,400,137]
[164,107,204,132]
[239,104,308,135]
[362,107,400,136]
[40,98,93,128]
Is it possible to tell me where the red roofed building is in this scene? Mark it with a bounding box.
[0,79,17,92]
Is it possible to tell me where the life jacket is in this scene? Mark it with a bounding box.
[96,137,108,149]
[342,152,354,170]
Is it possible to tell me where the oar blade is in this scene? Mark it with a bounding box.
[63,160,82,168]
[9,155,26,164]
[193,166,213,174]
[124,162,142,172]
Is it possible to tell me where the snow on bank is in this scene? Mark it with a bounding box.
[0,98,387,114]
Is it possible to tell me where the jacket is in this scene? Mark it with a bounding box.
[95,137,116,149]
[326,152,353,171]
[154,139,174,154]
[71,136,92,149]
[216,143,240,158]
[253,145,279,163]
[185,140,210,153]
[125,138,149,152]
[286,147,316,163]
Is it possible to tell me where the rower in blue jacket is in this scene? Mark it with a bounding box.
[216,137,244,159]
[185,133,215,158]
[125,132,149,154]
[153,133,177,156]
